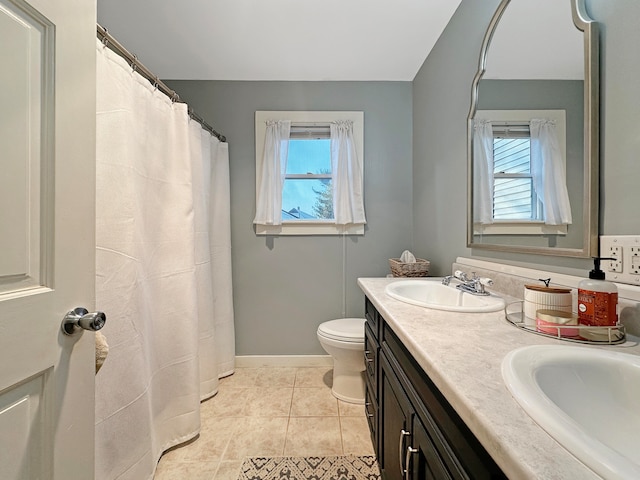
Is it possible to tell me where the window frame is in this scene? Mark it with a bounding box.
[255,110,364,236]
[474,109,568,236]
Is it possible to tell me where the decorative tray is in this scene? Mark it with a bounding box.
[505,301,626,345]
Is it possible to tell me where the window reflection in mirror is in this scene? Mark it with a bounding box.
[473,109,571,237]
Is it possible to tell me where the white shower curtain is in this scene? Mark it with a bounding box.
[95,40,234,480]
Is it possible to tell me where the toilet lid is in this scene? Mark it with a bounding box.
[318,318,365,342]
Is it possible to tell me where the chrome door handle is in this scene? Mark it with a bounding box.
[365,402,374,418]
[364,350,374,363]
[399,429,411,477]
[404,446,418,480]
[61,307,106,335]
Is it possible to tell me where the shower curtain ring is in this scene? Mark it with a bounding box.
[153,77,159,91]
[102,28,109,47]
[131,54,138,73]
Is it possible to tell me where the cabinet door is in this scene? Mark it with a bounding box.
[407,415,453,480]
[380,355,412,480]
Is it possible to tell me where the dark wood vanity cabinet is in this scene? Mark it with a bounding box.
[365,297,506,480]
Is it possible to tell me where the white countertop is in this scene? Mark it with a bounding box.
[358,277,640,480]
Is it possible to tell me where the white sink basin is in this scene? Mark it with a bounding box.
[502,345,640,480]
[384,278,505,313]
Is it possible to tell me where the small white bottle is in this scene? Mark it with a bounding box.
[577,257,618,340]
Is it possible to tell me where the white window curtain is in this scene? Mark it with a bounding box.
[530,119,572,225]
[473,119,494,224]
[331,120,366,225]
[253,120,291,225]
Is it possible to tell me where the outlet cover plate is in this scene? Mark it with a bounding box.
[600,235,640,285]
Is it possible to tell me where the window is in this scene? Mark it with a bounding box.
[282,125,333,221]
[474,110,568,235]
[254,111,365,236]
[492,126,540,221]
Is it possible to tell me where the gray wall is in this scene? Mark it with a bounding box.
[412,0,640,275]
[412,0,501,276]
[164,81,413,355]
[588,0,640,235]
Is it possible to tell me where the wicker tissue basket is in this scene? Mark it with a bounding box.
[389,258,430,277]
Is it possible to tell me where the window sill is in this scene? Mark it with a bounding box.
[255,222,365,236]
[474,222,568,236]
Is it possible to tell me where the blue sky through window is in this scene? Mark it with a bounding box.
[282,139,331,216]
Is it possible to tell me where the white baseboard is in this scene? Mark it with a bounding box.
[235,355,333,368]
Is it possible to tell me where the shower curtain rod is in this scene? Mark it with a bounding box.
[97,24,226,143]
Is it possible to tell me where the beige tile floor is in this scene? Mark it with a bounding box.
[154,366,375,480]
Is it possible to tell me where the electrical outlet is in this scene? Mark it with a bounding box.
[609,245,623,272]
[632,247,640,275]
[600,235,640,285]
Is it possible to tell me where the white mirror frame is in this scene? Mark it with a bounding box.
[466,0,599,258]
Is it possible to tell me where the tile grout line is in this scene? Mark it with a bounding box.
[282,384,294,456]
[211,371,258,478]
[211,409,242,478]
[337,400,345,455]
[282,368,300,457]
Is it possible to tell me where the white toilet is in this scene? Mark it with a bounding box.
[317,318,366,404]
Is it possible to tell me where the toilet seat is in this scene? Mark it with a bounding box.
[317,318,365,343]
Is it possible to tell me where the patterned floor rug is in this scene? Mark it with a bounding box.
[238,455,380,480]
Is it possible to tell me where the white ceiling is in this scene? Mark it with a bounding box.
[97,0,462,81]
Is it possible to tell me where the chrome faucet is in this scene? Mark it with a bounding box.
[442,270,468,286]
[442,270,493,296]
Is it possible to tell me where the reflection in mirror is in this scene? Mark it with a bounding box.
[467,0,599,257]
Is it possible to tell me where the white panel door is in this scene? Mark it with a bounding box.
[0,0,97,478]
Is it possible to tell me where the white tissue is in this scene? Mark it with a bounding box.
[95,331,109,374]
[400,250,416,263]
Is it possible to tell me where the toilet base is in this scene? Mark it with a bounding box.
[330,363,365,404]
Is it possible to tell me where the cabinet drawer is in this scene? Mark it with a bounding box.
[365,296,379,337]
[364,323,378,388]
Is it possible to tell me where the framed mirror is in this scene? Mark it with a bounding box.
[467,0,599,257]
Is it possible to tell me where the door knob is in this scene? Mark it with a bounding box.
[61,307,106,335]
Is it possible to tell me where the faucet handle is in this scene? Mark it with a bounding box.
[454,270,468,281]
[478,277,493,287]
